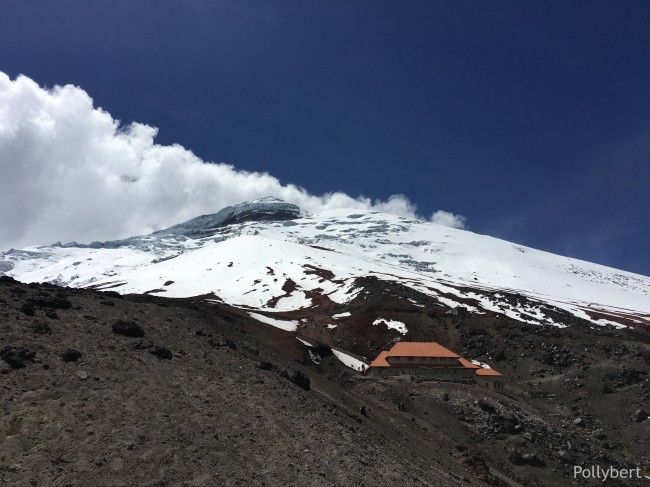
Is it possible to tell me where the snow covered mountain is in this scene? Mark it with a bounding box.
[2,198,649,336]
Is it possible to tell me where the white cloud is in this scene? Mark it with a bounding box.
[430,210,466,229]
[0,72,466,248]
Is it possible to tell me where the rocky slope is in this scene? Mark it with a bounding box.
[1,277,648,486]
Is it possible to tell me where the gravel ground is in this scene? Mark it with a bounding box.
[1,276,648,486]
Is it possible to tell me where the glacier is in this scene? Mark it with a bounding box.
[1,198,649,330]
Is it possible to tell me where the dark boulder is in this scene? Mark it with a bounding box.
[290,370,310,391]
[1,346,36,369]
[112,320,145,338]
[149,346,172,360]
[44,309,59,319]
[21,302,35,316]
[31,321,51,334]
[62,349,82,362]
[27,296,72,309]
[476,398,497,414]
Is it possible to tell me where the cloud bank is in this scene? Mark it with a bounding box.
[0,72,466,248]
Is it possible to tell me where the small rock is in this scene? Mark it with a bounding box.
[508,450,523,465]
[61,349,82,363]
[477,398,496,414]
[573,417,585,427]
[591,428,606,439]
[523,432,533,442]
[0,346,36,369]
[509,449,545,466]
[76,370,89,380]
[44,309,59,319]
[557,450,576,464]
[257,361,273,370]
[132,339,153,350]
[521,453,545,467]
[149,346,172,360]
[20,303,35,316]
[632,409,648,423]
[112,320,145,338]
[31,321,51,334]
[290,370,310,391]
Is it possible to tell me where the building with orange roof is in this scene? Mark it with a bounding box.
[365,341,504,390]
[475,366,503,390]
[458,357,480,370]
[368,350,390,368]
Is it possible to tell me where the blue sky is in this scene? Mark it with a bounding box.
[1,1,649,275]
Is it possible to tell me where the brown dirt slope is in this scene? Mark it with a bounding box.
[0,277,467,486]
[1,276,649,486]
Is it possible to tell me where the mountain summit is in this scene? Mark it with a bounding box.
[2,200,649,351]
[155,197,302,238]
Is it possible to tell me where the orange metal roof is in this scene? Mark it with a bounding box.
[368,350,391,367]
[476,368,502,377]
[387,342,460,358]
[458,358,480,369]
[367,342,504,379]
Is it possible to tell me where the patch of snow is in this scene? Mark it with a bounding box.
[248,312,298,332]
[332,312,351,319]
[326,323,337,329]
[590,318,627,329]
[273,292,312,311]
[373,317,408,334]
[296,337,314,347]
[332,349,368,372]
[470,359,491,369]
